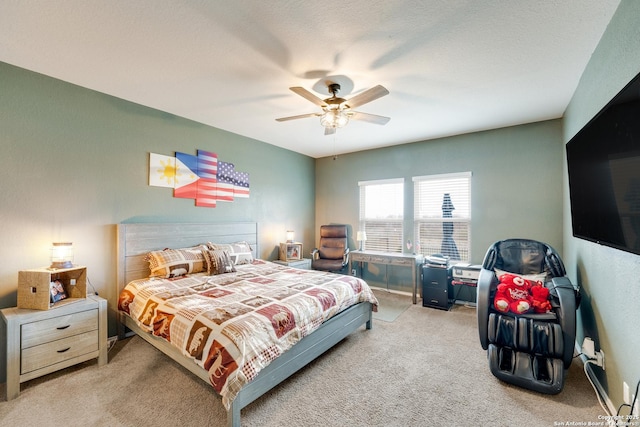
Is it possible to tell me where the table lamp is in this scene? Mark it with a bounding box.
[50,242,74,269]
[357,231,367,251]
[286,230,295,243]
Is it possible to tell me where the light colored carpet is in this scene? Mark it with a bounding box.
[371,288,412,322]
[0,304,607,427]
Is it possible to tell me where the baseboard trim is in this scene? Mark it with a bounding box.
[575,341,614,414]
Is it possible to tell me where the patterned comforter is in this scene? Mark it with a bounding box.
[118,259,378,409]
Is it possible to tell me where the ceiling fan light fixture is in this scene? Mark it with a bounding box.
[320,110,349,128]
[277,82,389,134]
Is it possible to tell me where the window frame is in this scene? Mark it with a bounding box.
[358,178,404,253]
[412,172,472,261]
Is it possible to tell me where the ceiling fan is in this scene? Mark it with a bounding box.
[276,82,390,135]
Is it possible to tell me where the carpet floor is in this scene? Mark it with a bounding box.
[0,303,606,427]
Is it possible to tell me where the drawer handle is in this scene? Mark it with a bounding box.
[56,325,71,330]
[57,347,71,353]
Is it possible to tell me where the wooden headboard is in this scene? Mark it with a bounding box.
[116,222,258,296]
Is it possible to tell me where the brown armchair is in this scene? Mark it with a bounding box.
[311,225,350,273]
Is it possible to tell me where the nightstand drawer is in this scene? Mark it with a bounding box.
[21,308,98,349]
[21,330,99,374]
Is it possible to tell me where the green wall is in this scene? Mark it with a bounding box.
[315,120,565,292]
[0,62,315,336]
[3,1,636,406]
[563,0,639,412]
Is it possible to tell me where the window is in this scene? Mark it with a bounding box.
[359,178,404,253]
[413,172,471,261]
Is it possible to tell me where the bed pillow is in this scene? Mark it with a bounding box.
[146,245,207,278]
[208,241,254,265]
[494,268,547,283]
[203,249,237,275]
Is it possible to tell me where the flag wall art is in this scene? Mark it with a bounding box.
[149,150,250,208]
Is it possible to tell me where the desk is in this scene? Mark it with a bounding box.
[349,251,424,304]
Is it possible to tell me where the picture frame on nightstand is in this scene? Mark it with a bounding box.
[49,280,68,304]
[279,242,303,261]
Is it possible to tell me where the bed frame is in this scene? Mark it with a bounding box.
[116,222,373,427]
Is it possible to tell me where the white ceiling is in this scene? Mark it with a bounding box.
[0,1,621,158]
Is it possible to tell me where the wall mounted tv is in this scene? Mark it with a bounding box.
[566,70,640,256]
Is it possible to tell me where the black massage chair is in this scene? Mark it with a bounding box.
[477,239,580,394]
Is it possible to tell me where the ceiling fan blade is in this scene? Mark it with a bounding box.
[350,111,391,125]
[290,87,327,107]
[324,127,336,136]
[275,113,320,122]
[344,85,389,109]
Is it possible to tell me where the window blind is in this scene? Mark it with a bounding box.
[359,178,404,253]
[413,172,471,261]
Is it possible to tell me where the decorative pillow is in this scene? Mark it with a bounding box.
[203,249,236,275]
[145,246,207,278]
[494,268,547,283]
[208,241,254,265]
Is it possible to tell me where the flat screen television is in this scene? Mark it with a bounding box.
[566,71,640,256]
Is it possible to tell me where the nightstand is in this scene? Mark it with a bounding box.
[273,258,312,270]
[1,294,108,400]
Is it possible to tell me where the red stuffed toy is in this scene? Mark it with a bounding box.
[530,283,552,313]
[494,273,535,314]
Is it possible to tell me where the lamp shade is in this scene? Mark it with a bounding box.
[286,230,295,243]
[356,231,367,251]
[50,242,74,269]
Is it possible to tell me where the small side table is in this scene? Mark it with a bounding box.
[273,258,312,270]
[1,294,108,400]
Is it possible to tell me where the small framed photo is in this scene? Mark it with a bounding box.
[50,280,68,303]
[280,242,303,261]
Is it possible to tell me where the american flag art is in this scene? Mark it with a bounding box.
[216,161,236,202]
[148,150,250,208]
[196,150,219,207]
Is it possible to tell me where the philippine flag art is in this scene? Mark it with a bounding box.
[173,152,200,199]
[148,151,250,208]
[149,153,176,188]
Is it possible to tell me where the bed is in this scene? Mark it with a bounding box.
[116,222,377,427]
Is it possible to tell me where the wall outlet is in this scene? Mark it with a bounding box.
[624,382,631,404]
[582,337,595,358]
[70,278,76,286]
[596,349,605,370]
[351,269,357,276]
